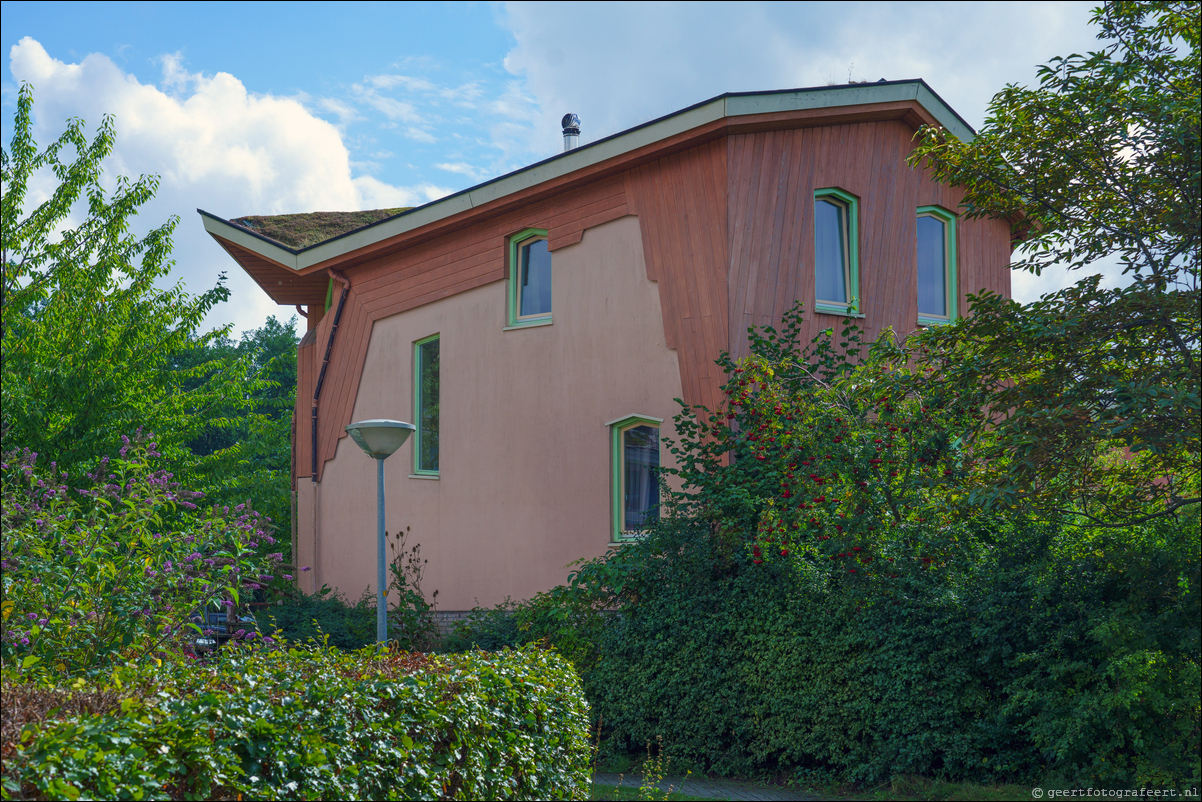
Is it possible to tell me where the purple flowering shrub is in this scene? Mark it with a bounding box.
[0,434,294,676]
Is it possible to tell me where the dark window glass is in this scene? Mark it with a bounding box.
[623,425,659,530]
[418,337,439,472]
[815,199,848,304]
[519,239,552,317]
[917,215,947,317]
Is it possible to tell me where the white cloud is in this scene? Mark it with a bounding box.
[351,82,424,123]
[1010,252,1131,305]
[404,125,439,143]
[366,73,484,106]
[434,161,486,179]
[369,74,437,92]
[313,95,364,125]
[352,175,454,209]
[7,37,433,335]
[502,1,1102,148]
[156,51,190,93]
[439,82,484,105]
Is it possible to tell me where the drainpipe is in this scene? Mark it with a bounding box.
[312,268,350,482]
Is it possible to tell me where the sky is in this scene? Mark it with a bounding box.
[1,0,1117,337]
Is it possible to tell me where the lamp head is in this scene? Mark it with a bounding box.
[345,419,416,459]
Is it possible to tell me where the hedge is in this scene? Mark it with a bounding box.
[1,643,591,801]
[583,517,1200,787]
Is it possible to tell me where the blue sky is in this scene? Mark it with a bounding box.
[2,1,1111,335]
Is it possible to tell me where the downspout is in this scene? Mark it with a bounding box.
[312,268,350,482]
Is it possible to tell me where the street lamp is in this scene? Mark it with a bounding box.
[344,419,416,644]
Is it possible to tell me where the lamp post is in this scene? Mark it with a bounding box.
[344,419,416,645]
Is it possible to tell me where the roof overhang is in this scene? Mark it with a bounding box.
[202,80,973,302]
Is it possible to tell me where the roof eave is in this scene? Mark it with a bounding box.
[201,210,300,270]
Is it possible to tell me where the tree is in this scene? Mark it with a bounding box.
[1,84,259,487]
[184,316,299,541]
[908,0,1199,525]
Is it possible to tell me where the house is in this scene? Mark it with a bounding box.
[199,81,1012,622]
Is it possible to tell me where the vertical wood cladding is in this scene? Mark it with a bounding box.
[624,140,731,415]
[290,118,1010,481]
[725,119,1011,361]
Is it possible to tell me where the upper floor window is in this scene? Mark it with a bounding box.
[414,334,440,475]
[507,228,552,329]
[608,414,662,541]
[916,206,958,325]
[813,188,860,316]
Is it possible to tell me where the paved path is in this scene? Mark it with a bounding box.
[592,772,820,801]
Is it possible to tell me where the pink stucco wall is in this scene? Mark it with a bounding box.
[301,216,684,610]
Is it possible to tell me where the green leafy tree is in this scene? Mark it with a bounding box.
[1,84,259,487]
[909,0,1200,525]
[178,316,298,540]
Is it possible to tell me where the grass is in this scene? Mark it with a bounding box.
[231,208,410,249]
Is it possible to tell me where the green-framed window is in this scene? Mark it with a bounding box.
[413,334,440,475]
[506,228,552,329]
[814,187,860,316]
[608,414,662,541]
[916,205,958,326]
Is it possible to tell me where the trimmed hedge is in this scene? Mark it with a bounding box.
[583,517,1200,787]
[1,643,591,801]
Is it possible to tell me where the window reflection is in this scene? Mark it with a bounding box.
[917,215,947,317]
[624,425,659,530]
[519,239,552,317]
[815,198,848,304]
[417,337,439,472]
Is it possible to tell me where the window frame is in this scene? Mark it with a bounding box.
[506,228,552,330]
[412,333,440,477]
[607,414,663,542]
[915,205,959,326]
[813,187,861,317]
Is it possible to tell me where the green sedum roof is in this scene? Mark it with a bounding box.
[230,208,410,250]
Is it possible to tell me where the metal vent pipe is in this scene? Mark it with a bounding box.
[561,113,580,152]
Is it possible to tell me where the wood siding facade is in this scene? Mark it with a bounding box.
[266,116,1010,483]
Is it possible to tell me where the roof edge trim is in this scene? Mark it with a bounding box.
[200,209,302,270]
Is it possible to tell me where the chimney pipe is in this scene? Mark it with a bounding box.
[561,113,580,152]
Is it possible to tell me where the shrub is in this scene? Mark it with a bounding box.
[440,597,527,653]
[522,307,1200,787]
[1,642,592,801]
[261,527,439,653]
[259,585,378,651]
[0,437,292,677]
[579,513,1200,787]
[440,587,608,676]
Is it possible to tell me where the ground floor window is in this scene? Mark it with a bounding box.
[608,414,662,540]
[414,334,440,474]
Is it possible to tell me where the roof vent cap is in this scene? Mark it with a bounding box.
[562,113,581,152]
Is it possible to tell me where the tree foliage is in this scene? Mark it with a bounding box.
[909,0,1200,525]
[661,308,983,579]
[1,84,257,485]
[179,316,298,535]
